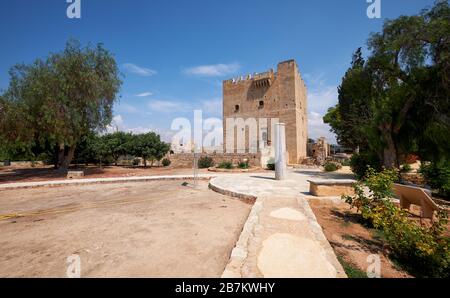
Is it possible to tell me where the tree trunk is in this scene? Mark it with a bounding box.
[56,143,65,169]
[54,146,60,169]
[383,146,397,169]
[60,146,76,170]
[380,126,398,169]
[143,158,147,168]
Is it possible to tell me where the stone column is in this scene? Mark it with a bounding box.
[275,123,287,180]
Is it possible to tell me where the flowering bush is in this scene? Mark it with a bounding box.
[343,168,450,277]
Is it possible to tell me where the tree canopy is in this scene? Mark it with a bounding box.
[324,0,450,169]
[79,132,170,168]
[0,40,122,169]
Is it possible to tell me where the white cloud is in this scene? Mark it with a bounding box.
[308,86,338,114]
[303,72,339,144]
[122,63,157,76]
[183,63,241,77]
[119,103,139,114]
[112,115,124,128]
[106,115,174,142]
[200,97,223,116]
[106,114,125,133]
[308,111,336,144]
[148,100,187,113]
[126,126,175,142]
[136,92,153,97]
[303,72,326,88]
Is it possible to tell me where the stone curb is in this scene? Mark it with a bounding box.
[208,177,257,204]
[208,177,261,277]
[221,198,264,278]
[0,175,217,191]
[299,197,347,278]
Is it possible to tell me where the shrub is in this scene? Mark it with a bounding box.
[343,168,450,278]
[198,156,214,169]
[218,161,233,169]
[350,153,382,179]
[162,158,171,167]
[132,158,140,166]
[420,161,450,198]
[102,156,115,166]
[238,161,249,169]
[341,159,351,167]
[324,161,342,172]
[267,163,275,171]
[400,163,412,173]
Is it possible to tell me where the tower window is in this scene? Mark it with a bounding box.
[234,105,240,113]
[259,101,264,109]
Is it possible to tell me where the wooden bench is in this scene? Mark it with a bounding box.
[308,179,356,197]
[393,183,440,219]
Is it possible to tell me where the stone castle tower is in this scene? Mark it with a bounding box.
[223,60,308,164]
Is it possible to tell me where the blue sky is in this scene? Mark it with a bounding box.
[0,0,436,144]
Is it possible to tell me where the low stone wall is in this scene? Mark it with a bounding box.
[308,179,356,197]
[168,153,261,168]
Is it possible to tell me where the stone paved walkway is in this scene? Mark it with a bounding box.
[209,169,350,278]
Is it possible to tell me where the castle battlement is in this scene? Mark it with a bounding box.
[224,69,275,85]
[223,60,304,87]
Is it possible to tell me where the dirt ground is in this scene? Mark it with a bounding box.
[0,164,268,185]
[309,199,412,278]
[0,180,251,277]
[0,165,214,184]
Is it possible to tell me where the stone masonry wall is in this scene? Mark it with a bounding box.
[168,153,261,168]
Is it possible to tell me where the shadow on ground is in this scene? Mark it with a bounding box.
[0,166,107,184]
[329,209,385,255]
[250,175,276,181]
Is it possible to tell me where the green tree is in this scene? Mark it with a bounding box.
[128,132,170,167]
[324,1,450,169]
[89,135,111,168]
[324,48,374,150]
[0,40,122,170]
[104,131,133,166]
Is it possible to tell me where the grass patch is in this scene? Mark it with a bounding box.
[337,256,367,278]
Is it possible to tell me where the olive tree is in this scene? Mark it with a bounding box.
[0,40,122,170]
